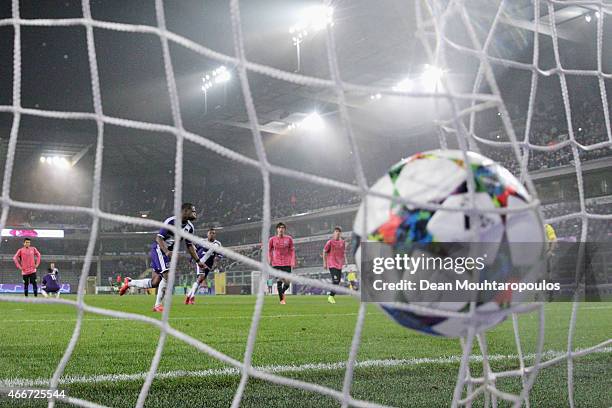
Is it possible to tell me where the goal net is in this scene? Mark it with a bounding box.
[0,0,611,407]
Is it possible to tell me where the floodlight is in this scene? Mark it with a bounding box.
[393,78,412,92]
[202,66,231,93]
[422,64,444,90]
[289,6,334,72]
[295,5,333,33]
[301,112,324,131]
[214,70,231,84]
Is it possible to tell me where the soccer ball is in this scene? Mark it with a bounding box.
[352,149,546,337]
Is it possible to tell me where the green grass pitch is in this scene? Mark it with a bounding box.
[0,295,610,407]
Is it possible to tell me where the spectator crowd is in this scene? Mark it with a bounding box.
[480,81,611,174]
[4,82,611,232]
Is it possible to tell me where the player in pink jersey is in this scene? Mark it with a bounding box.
[268,222,295,304]
[13,238,42,297]
[323,226,347,304]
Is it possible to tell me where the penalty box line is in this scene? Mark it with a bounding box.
[2,347,611,388]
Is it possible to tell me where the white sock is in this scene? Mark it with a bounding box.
[55,292,60,299]
[191,281,202,297]
[41,290,48,298]
[187,281,200,297]
[129,278,152,289]
[155,279,167,307]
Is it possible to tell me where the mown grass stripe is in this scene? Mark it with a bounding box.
[3,347,610,388]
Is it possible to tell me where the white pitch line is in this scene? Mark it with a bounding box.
[2,312,375,323]
[2,347,610,388]
[579,305,612,310]
[5,304,611,323]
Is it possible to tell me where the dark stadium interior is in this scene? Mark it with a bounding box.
[0,0,611,293]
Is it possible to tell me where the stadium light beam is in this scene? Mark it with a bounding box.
[289,5,333,35]
[303,5,334,31]
[290,6,334,72]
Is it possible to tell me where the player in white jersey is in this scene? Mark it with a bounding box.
[119,203,204,312]
[185,228,222,304]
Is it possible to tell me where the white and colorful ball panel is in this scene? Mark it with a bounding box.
[353,174,395,237]
[394,154,467,205]
[505,195,546,266]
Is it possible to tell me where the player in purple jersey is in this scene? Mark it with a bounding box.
[185,228,222,304]
[41,263,61,298]
[119,203,204,312]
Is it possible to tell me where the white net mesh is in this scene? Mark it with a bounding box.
[0,0,611,407]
